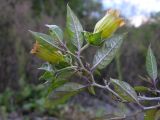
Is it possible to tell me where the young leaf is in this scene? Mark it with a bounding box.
[66,5,83,50]
[146,47,157,82]
[110,78,138,102]
[46,25,63,44]
[92,34,124,70]
[29,31,62,51]
[83,31,102,46]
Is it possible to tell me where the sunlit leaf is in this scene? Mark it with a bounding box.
[66,4,83,50]
[92,34,124,70]
[110,78,138,102]
[146,47,157,81]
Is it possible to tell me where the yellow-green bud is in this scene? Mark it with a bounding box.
[30,41,64,64]
[94,9,125,39]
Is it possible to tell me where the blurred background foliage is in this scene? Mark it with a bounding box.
[0,0,160,119]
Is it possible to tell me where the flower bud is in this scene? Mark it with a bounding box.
[94,9,125,39]
[31,41,64,64]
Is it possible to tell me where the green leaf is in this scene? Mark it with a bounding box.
[29,30,62,51]
[92,34,124,70]
[55,67,75,80]
[55,82,86,92]
[83,31,102,46]
[39,71,54,81]
[145,109,157,120]
[66,5,83,50]
[155,110,160,120]
[48,82,85,98]
[134,86,148,92]
[48,79,68,93]
[46,25,63,44]
[45,91,78,107]
[146,47,157,81]
[110,78,138,102]
[46,82,85,107]
[88,86,96,95]
[47,68,81,93]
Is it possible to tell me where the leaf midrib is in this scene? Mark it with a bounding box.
[92,38,121,70]
[70,9,81,50]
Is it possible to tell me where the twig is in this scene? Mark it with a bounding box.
[92,82,125,101]
[149,89,160,94]
[80,43,89,53]
[66,50,77,58]
[138,96,160,101]
[143,103,160,110]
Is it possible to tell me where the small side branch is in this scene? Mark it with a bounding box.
[80,43,89,53]
[143,104,160,110]
[92,82,125,101]
[138,96,160,101]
